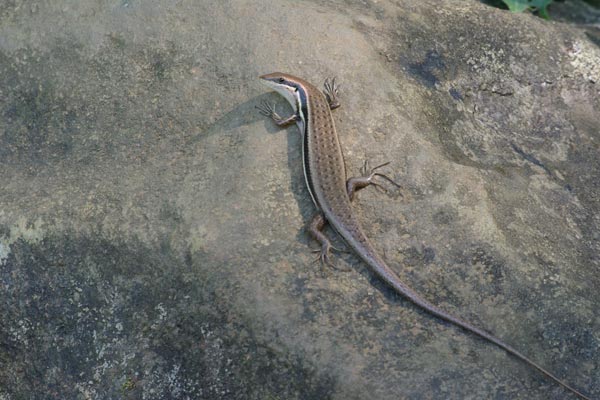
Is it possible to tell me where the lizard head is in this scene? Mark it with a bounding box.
[259,72,304,113]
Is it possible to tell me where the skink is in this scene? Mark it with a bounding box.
[257,72,591,400]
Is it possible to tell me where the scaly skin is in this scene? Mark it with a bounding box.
[257,72,591,400]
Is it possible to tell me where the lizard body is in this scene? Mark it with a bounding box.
[257,72,590,400]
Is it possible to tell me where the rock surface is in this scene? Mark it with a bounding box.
[1,1,599,399]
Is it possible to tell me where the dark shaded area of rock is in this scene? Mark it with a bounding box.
[1,235,333,399]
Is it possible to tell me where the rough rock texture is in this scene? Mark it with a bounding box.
[1,1,599,399]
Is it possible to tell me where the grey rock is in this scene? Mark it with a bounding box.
[0,1,598,399]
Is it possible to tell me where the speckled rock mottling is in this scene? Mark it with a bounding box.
[1,1,598,399]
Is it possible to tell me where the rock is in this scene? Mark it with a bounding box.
[0,1,598,399]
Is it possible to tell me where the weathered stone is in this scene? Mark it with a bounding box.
[1,1,598,399]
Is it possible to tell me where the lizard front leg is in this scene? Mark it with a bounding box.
[256,101,299,126]
[323,77,340,110]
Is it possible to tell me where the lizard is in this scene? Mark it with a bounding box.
[256,72,591,400]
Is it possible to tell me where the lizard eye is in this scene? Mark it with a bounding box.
[278,77,285,83]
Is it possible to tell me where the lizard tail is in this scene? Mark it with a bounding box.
[359,247,592,400]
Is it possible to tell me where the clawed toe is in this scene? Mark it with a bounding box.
[312,245,350,271]
[324,77,339,95]
[312,247,332,267]
[256,100,277,117]
[372,172,402,190]
[347,160,403,200]
[323,77,341,110]
[257,100,299,126]
[363,160,402,190]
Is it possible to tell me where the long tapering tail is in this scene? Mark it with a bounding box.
[350,234,591,399]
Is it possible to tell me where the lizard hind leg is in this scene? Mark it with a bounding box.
[346,160,402,201]
[308,213,350,271]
